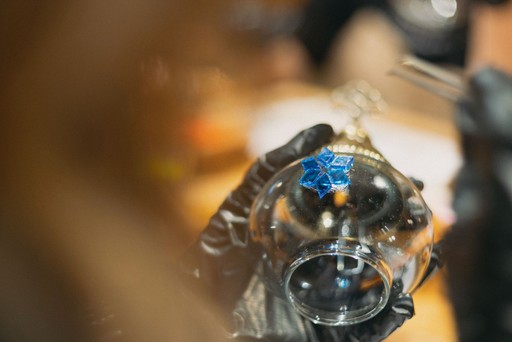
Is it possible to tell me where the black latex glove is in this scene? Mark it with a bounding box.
[446,68,512,342]
[181,124,440,341]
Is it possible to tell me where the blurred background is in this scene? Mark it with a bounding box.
[2,0,510,340]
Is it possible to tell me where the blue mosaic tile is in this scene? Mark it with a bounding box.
[331,155,354,172]
[301,157,320,171]
[299,169,322,188]
[315,173,332,199]
[299,148,354,198]
[317,148,336,168]
[328,169,349,187]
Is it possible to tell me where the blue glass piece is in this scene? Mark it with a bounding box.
[299,149,354,198]
[328,169,350,187]
[301,157,320,171]
[315,173,332,198]
[300,169,322,188]
[331,155,354,172]
[316,148,335,168]
[335,276,351,289]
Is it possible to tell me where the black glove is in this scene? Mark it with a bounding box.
[181,124,438,341]
[446,68,512,342]
[181,124,335,312]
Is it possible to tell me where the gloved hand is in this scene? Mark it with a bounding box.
[181,124,441,341]
[446,68,512,342]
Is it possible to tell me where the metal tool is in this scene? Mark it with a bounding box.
[390,54,467,101]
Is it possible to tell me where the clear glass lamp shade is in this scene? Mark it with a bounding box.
[249,128,433,326]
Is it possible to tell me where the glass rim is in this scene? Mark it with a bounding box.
[283,241,392,326]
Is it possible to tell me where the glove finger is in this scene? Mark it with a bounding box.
[265,123,335,170]
[378,293,414,338]
[237,123,334,205]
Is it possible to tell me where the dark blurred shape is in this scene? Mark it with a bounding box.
[295,0,365,65]
[446,68,512,341]
[0,1,237,341]
[384,0,468,66]
[295,0,468,67]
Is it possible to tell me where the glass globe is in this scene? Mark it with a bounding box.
[249,127,433,326]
